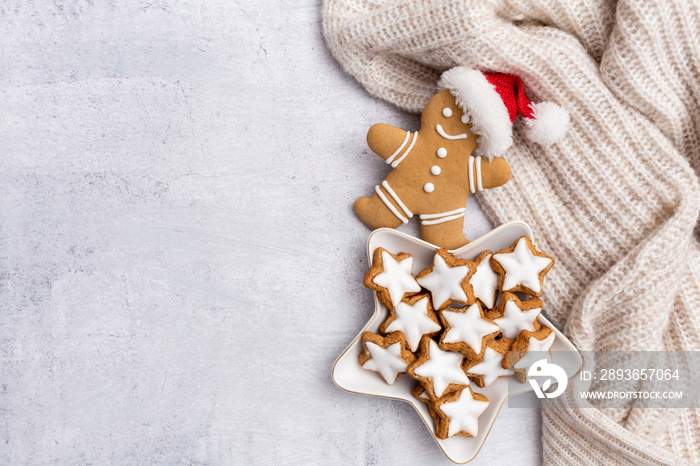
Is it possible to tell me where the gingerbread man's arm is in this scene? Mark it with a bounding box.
[472,156,511,191]
[366,123,417,166]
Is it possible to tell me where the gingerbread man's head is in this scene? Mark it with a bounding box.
[437,67,570,159]
[420,90,478,156]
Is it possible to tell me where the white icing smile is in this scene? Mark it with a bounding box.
[436,124,467,140]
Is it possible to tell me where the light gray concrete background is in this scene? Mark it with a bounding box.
[0,1,541,464]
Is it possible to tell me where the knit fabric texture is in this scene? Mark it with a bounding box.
[323,0,700,464]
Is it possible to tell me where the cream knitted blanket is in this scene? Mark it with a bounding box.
[323,0,700,464]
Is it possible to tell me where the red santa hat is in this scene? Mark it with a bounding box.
[438,67,569,159]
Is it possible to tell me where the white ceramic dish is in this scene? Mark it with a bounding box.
[332,222,582,463]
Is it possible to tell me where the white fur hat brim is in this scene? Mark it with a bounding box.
[438,67,513,159]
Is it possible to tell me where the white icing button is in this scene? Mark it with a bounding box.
[424,183,435,193]
[461,114,469,124]
[431,165,441,176]
[442,107,452,117]
[437,148,447,158]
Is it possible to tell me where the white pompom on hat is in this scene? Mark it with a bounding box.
[438,67,569,159]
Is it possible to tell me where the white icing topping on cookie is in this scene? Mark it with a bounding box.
[492,238,553,293]
[373,251,421,307]
[424,183,434,193]
[465,347,514,386]
[442,107,453,117]
[494,300,541,339]
[461,114,470,124]
[414,339,470,397]
[441,304,500,354]
[470,253,499,309]
[417,252,469,309]
[437,147,447,158]
[431,165,441,176]
[513,332,556,371]
[361,342,409,384]
[384,296,442,352]
[439,389,489,437]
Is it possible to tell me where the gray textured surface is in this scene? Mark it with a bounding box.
[0,1,540,464]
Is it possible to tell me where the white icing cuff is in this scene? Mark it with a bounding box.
[391,132,418,168]
[386,131,410,165]
[419,208,466,226]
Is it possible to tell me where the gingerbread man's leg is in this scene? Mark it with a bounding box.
[419,208,470,250]
[354,194,403,230]
[354,181,413,230]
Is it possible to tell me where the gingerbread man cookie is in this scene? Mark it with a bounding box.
[354,67,569,249]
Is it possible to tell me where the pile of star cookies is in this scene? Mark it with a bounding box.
[358,236,555,440]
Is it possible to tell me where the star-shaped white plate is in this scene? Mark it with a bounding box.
[332,222,582,464]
